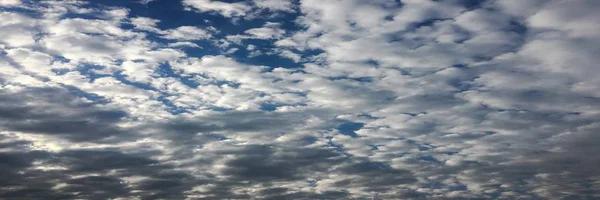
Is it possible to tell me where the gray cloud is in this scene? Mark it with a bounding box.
[0,87,129,142]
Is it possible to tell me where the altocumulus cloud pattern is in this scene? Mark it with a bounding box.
[0,0,599,199]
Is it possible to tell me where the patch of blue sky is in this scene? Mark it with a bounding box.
[336,121,364,138]
[155,63,202,88]
[77,63,112,81]
[90,0,308,71]
[259,101,306,111]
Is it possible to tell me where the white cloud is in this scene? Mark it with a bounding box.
[182,0,251,17]
[279,50,301,62]
[168,41,200,48]
[244,22,285,39]
[528,0,600,38]
[162,26,211,40]
[131,17,161,32]
[131,17,212,41]
[0,12,37,47]
[0,0,21,6]
[139,0,155,4]
[253,0,294,12]
[226,22,285,44]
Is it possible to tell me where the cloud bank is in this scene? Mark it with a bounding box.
[1,0,599,199]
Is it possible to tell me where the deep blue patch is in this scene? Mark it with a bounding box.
[508,20,528,36]
[336,122,364,138]
[156,96,189,115]
[448,78,474,92]
[418,155,442,164]
[433,0,488,10]
[484,131,496,136]
[0,3,41,17]
[113,72,156,91]
[368,144,381,151]
[407,18,448,30]
[77,64,112,82]
[328,76,373,83]
[155,63,201,88]
[300,136,318,145]
[451,64,467,69]
[51,68,71,76]
[231,46,304,69]
[402,112,423,117]
[259,103,279,111]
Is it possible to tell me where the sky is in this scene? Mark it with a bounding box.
[0,0,599,199]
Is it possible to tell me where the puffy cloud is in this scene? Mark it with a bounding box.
[182,0,251,17]
[130,17,161,32]
[244,22,285,39]
[0,12,37,47]
[528,0,600,38]
[253,0,295,12]
[226,22,286,44]
[162,26,211,41]
[131,17,211,41]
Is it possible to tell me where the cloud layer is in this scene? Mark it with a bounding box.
[1,0,599,199]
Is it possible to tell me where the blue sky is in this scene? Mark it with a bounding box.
[1,0,600,199]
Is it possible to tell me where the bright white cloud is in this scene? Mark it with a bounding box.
[182,0,251,17]
[0,0,21,6]
[0,12,36,47]
[226,22,285,44]
[244,22,285,39]
[131,17,161,32]
[162,26,211,40]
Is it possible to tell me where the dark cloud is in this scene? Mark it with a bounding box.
[335,161,416,189]
[221,145,344,181]
[0,147,199,200]
[0,87,129,142]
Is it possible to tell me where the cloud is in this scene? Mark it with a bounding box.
[168,41,200,48]
[162,26,212,41]
[131,17,161,32]
[0,87,130,142]
[0,12,36,47]
[139,0,155,4]
[226,22,286,44]
[182,0,251,17]
[253,0,295,12]
[131,17,211,41]
[244,22,285,39]
[1,0,600,199]
[0,0,21,7]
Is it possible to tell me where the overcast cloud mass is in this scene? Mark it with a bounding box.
[0,0,599,199]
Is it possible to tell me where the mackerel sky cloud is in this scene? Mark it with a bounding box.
[1,0,599,199]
